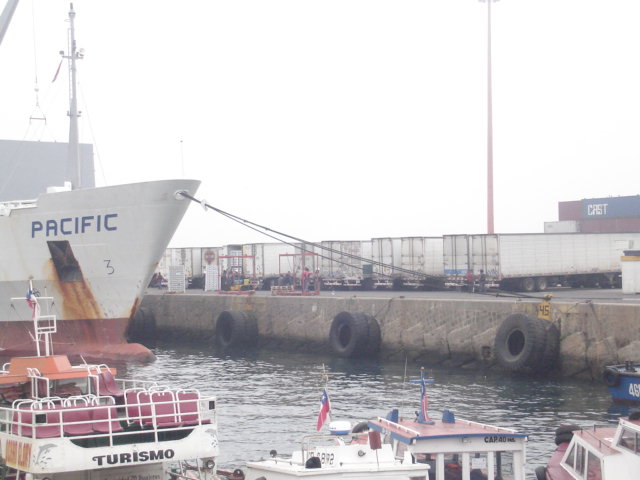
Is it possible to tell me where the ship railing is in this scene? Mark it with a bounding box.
[0,199,37,216]
[0,390,216,446]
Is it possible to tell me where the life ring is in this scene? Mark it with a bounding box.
[602,367,620,387]
[494,314,552,373]
[329,312,381,358]
[215,311,258,348]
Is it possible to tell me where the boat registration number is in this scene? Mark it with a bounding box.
[308,451,335,465]
[629,383,640,398]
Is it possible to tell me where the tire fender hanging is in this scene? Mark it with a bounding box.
[329,312,381,358]
[215,310,258,348]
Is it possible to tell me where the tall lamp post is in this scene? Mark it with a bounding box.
[480,0,497,234]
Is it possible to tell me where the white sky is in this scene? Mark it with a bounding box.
[1,0,639,247]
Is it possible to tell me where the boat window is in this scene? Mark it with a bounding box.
[586,451,602,480]
[564,443,592,479]
[47,240,84,282]
[617,426,639,453]
[565,444,576,468]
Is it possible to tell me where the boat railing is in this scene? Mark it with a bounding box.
[0,388,216,446]
[375,417,421,436]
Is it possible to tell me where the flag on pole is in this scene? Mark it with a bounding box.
[52,59,63,83]
[25,289,37,319]
[316,389,331,431]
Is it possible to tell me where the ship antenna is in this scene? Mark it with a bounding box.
[61,2,83,189]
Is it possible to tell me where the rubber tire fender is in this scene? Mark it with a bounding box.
[215,310,258,348]
[494,313,547,372]
[603,367,620,387]
[329,312,381,358]
[351,421,370,433]
[534,466,547,480]
[554,424,580,445]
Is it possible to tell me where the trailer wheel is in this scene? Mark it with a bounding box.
[521,277,536,292]
[535,277,548,292]
[329,312,380,358]
[494,314,547,372]
[215,310,258,348]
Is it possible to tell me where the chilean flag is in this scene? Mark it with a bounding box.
[316,389,331,431]
[25,289,38,318]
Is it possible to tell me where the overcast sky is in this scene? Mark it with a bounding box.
[1,0,639,247]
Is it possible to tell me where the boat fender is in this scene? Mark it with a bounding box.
[554,424,580,445]
[351,421,370,433]
[494,314,553,373]
[602,367,621,387]
[305,457,322,469]
[329,312,381,358]
[215,311,259,349]
[534,466,547,480]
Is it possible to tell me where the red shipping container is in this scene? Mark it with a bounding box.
[558,201,582,221]
[579,217,640,233]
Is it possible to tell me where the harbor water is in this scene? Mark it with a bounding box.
[114,343,623,477]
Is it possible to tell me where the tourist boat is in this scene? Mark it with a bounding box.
[602,362,640,405]
[535,414,640,480]
[0,290,221,480]
[245,368,528,480]
[0,1,198,362]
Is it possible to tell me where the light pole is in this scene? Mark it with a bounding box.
[480,0,497,234]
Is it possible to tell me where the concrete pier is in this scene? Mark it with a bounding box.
[139,292,640,380]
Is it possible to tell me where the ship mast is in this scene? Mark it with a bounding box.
[62,2,82,189]
[0,0,19,47]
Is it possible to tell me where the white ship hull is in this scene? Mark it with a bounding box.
[0,179,200,361]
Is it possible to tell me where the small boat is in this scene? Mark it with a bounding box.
[603,362,640,404]
[0,286,221,480]
[536,413,640,480]
[245,368,528,480]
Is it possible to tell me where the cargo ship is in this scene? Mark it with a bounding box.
[0,2,199,361]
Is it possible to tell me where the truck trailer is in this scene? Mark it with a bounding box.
[444,232,640,292]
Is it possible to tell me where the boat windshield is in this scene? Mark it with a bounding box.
[617,425,640,455]
[563,442,603,480]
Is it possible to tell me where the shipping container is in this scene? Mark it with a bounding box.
[578,217,640,233]
[582,195,640,219]
[319,240,369,288]
[371,238,402,288]
[242,242,318,289]
[399,237,445,288]
[544,221,579,233]
[444,233,640,292]
[558,200,582,221]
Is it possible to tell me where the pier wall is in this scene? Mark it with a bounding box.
[139,294,640,379]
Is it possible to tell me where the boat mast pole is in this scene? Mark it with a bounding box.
[64,2,82,189]
[0,0,19,47]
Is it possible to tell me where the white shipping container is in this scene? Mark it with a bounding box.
[494,233,640,278]
[443,235,471,279]
[320,240,366,280]
[371,238,402,277]
[400,237,444,276]
[544,221,580,233]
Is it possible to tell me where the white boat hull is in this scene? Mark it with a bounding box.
[0,179,200,361]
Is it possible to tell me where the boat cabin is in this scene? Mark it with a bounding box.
[0,354,218,480]
[550,418,640,480]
